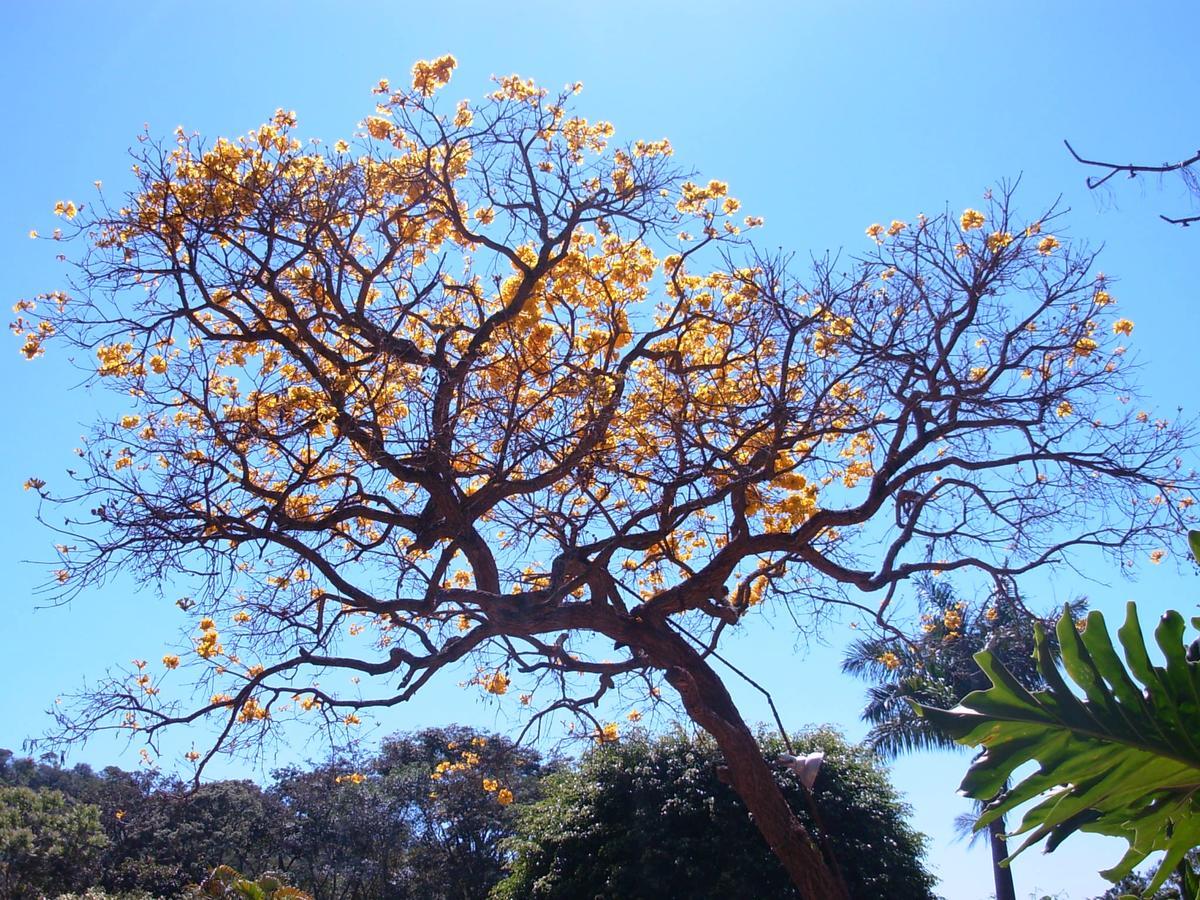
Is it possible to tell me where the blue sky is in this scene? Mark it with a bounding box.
[3,3,1200,897]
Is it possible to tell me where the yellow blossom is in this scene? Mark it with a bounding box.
[237,698,269,722]
[865,223,884,243]
[1112,318,1134,336]
[411,54,457,96]
[877,651,901,670]
[162,654,180,669]
[483,671,509,695]
[1037,235,1060,255]
[1056,400,1073,418]
[986,231,1013,252]
[496,788,514,805]
[1150,549,1166,564]
[960,209,985,231]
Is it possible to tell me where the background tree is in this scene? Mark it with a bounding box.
[268,758,408,900]
[270,726,546,899]
[492,726,936,899]
[368,726,548,899]
[2,727,542,900]
[1,750,283,897]
[842,576,1082,900]
[0,785,109,898]
[19,55,1195,897]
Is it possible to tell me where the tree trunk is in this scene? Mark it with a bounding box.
[656,632,849,900]
[988,815,1016,900]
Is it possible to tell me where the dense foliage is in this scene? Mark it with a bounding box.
[1,726,934,899]
[0,727,543,900]
[0,784,108,898]
[493,727,937,900]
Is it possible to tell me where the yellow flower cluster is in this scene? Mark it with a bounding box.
[986,231,1013,253]
[411,55,458,97]
[335,772,366,785]
[960,209,985,231]
[237,698,269,722]
[877,651,901,670]
[195,620,222,659]
[482,671,509,695]
[1037,235,1060,255]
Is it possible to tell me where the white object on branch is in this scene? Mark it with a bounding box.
[777,751,825,789]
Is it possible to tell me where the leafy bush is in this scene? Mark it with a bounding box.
[493,727,936,899]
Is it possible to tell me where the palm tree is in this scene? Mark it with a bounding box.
[842,577,1080,900]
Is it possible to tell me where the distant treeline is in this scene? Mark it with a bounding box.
[0,726,937,899]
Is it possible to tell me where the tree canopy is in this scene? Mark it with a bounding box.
[17,55,1196,896]
[493,727,936,899]
[0,727,547,900]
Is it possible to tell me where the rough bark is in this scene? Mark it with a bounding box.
[653,629,850,900]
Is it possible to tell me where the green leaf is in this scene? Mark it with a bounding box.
[1189,530,1200,565]
[914,603,1200,897]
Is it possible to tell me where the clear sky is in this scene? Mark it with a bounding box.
[3,3,1199,897]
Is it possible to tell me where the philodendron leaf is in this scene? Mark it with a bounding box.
[916,602,1200,898]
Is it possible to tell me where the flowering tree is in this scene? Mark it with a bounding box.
[15,57,1196,898]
